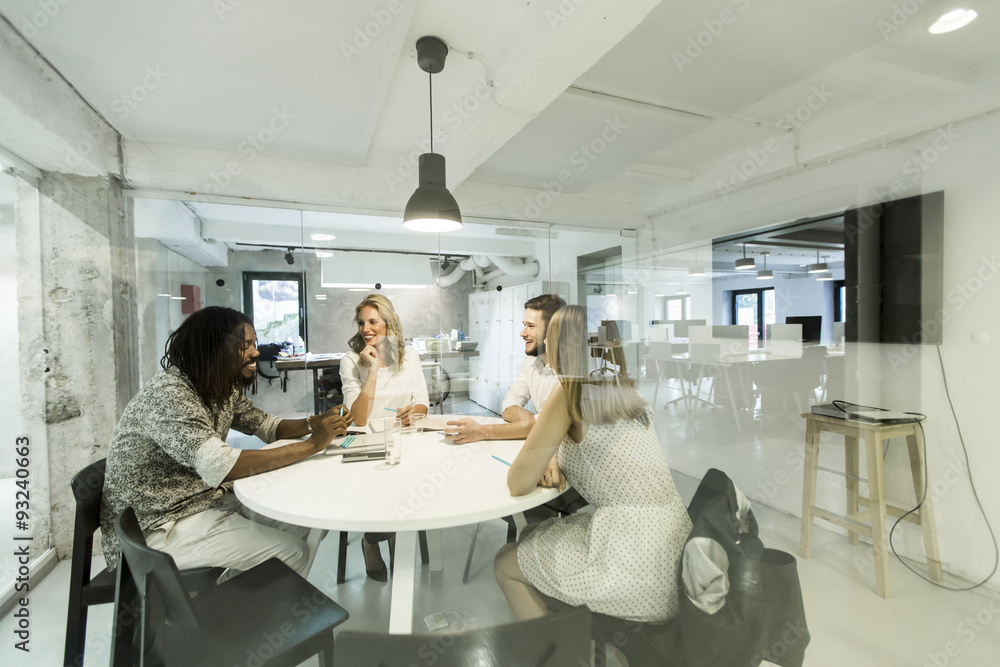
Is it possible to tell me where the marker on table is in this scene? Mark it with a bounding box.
[491,455,512,467]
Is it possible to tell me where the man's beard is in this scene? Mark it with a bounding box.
[527,340,543,357]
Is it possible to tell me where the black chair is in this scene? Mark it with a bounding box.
[335,606,592,666]
[63,459,223,667]
[112,507,349,666]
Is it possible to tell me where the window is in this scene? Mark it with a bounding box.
[242,272,306,346]
[731,287,775,347]
[665,295,691,320]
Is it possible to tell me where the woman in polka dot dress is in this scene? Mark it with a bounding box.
[495,305,692,623]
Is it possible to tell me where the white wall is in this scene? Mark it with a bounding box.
[639,110,1000,588]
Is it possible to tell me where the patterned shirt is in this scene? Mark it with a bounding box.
[99,367,280,568]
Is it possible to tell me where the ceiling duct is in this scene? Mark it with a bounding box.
[433,254,540,288]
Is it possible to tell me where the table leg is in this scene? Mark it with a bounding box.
[800,419,819,559]
[389,530,417,634]
[864,431,890,598]
[427,529,443,572]
[907,429,943,581]
[845,435,860,546]
[312,368,321,415]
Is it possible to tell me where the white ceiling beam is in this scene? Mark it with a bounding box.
[444,0,666,188]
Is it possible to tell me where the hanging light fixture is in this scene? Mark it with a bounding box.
[816,272,834,281]
[807,250,828,273]
[734,243,755,270]
[403,36,463,233]
[756,251,773,280]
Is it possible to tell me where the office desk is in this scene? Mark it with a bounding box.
[234,424,561,633]
[274,351,480,415]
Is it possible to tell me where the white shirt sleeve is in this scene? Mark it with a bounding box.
[339,351,366,413]
[502,357,534,414]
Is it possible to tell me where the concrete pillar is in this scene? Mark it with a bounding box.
[18,172,138,558]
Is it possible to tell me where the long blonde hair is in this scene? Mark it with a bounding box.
[347,294,408,370]
[547,305,647,424]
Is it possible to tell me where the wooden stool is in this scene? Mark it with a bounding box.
[799,413,942,597]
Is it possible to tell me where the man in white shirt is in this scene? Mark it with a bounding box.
[445,294,566,444]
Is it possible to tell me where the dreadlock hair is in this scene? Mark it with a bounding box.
[161,306,254,410]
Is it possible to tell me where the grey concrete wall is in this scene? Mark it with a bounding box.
[24,173,137,559]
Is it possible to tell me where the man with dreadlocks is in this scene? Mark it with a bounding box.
[100,306,351,576]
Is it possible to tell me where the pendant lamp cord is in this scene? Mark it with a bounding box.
[428,71,434,154]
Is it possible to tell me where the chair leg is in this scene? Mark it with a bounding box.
[462,523,481,584]
[63,585,87,667]
[337,531,348,584]
[419,530,429,565]
[507,519,517,543]
[110,559,138,667]
[319,631,335,667]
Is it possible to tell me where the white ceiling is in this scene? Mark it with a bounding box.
[1,0,997,259]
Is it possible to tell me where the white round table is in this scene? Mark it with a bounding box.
[234,420,563,633]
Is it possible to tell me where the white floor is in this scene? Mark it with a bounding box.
[2,395,999,666]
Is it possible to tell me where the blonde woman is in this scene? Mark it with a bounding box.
[340,293,429,428]
[495,305,692,623]
[340,293,429,580]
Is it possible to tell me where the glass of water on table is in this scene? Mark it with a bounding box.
[384,417,403,465]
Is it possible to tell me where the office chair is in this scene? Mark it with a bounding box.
[334,606,592,666]
[112,507,349,666]
[63,459,223,667]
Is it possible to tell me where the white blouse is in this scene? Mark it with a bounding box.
[340,346,429,425]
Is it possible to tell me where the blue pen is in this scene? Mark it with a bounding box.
[385,407,398,413]
[339,406,344,416]
[491,455,512,467]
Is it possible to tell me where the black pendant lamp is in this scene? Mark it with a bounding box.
[403,36,463,233]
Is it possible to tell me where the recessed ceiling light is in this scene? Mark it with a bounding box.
[311,233,336,241]
[929,8,977,34]
[654,293,665,298]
